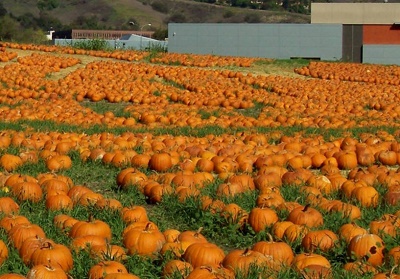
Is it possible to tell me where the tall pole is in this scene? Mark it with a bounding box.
[140,23,151,50]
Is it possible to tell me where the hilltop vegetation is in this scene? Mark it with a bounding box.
[0,0,310,42]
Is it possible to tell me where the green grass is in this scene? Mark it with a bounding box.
[1,48,400,279]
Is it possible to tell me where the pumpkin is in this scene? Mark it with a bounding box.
[177,227,208,244]
[286,204,324,228]
[95,198,123,211]
[162,259,193,278]
[160,241,192,258]
[347,233,385,267]
[88,261,128,279]
[256,192,285,208]
[247,206,279,233]
[336,151,358,170]
[182,242,225,268]
[40,178,70,195]
[351,186,379,208]
[26,264,68,279]
[69,216,112,241]
[148,153,173,172]
[10,181,43,203]
[252,234,294,266]
[45,194,73,211]
[123,222,166,257]
[292,252,331,271]
[19,236,51,265]
[283,224,310,244]
[0,197,20,215]
[339,223,369,243]
[67,185,94,204]
[220,203,248,227]
[222,248,272,276]
[329,202,361,221]
[0,154,23,172]
[387,246,400,265]
[0,214,30,232]
[0,239,8,266]
[0,274,26,279]
[8,223,46,250]
[45,155,72,171]
[70,235,108,252]
[186,265,234,279]
[163,229,181,243]
[29,241,73,272]
[300,264,332,279]
[103,274,141,279]
[301,229,339,252]
[369,220,397,238]
[384,189,400,206]
[271,221,295,240]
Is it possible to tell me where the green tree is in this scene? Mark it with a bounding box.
[16,28,47,44]
[18,13,39,29]
[151,1,169,13]
[37,0,60,11]
[0,2,7,17]
[0,15,20,41]
[168,13,187,23]
[230,0,250,8]
[244,13,261,23]
[152,28,168,41]
[260,0,283,11]
[36,11,64,31]
[72,15,106,29]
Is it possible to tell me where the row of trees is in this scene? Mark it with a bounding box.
[195,0,311,14]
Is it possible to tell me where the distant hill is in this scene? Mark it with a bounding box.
[2,0,311,32]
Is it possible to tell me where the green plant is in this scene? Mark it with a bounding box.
[69,39,111,51]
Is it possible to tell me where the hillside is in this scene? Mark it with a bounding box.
[2,0,310,31]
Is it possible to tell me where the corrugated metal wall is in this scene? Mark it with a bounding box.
[168,23,343,61]
[363,25,400,44]
[363,45,400,65]
[342,25,363,63]
[361,24,400,65]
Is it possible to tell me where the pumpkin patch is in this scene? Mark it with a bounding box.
[0,42,399,278]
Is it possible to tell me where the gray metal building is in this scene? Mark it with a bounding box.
[168,23,343,61]
[167,3,400,65]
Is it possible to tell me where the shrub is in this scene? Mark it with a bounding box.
[151,1,169,13]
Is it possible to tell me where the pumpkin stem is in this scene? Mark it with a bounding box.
[267,233,274,242]
[302,204,310,212]
[200,265,214,273]
[242,248,250,256]
[195,227,203,236]
[144,222,153,231]
[45,260,55,270]
[42,241,53,249]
